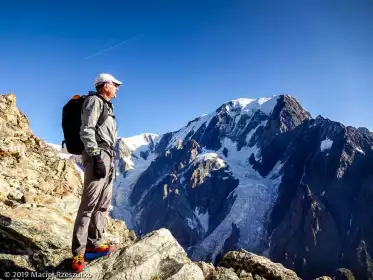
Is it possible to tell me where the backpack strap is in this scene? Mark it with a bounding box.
[96,99,109,128]
[87,93,113,151]
[87,92,109,128]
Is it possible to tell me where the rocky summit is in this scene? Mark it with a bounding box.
[112,95,373,279]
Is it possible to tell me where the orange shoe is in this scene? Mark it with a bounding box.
[85,244,115,260]
[72,253,85,272]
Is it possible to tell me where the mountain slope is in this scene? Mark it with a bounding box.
[267,116,373,279]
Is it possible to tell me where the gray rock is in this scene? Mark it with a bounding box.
[237,269,254,280]
[218,249,299,280]
[0,176,10,197]
[212,267,240,280]
[196,261,215,279]
[165,263,205,280]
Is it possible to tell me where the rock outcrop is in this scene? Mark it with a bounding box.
[0,93,82,206]
[218,249,299,280]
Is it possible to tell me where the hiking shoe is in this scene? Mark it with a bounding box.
[72,253,85,272]
[84,244,115,260]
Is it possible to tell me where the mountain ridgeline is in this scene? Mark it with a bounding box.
[112,94,373,279]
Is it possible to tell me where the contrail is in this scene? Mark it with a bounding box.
[84,33,144,59]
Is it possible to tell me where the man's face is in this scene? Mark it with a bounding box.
[103,82,119,99]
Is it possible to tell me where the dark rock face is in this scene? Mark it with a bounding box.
[252,95,312,176]
[266,117,373,279]
[114,94,373,280]
[256,94,311,151]
[132,138,239,249]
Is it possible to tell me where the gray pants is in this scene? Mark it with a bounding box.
[72,150,115,255]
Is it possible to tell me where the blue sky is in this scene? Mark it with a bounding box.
[1,0,372,144]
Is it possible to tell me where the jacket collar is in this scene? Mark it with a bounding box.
[88,91,113,106]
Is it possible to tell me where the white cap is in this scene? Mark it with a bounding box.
[94,73,122,87]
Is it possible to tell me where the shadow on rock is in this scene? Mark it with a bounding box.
[0,259,42,280]
[0,214,42,255]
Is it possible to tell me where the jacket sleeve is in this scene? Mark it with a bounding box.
[80,96,103,156]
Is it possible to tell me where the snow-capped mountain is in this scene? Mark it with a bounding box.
[113,95,287,260]
[111,94,373,279]
[112,95,307,262]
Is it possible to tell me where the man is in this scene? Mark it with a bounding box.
[71,73,121,272]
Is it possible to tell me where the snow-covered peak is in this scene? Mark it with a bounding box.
[226,96,279,116]
[165,95,281,150]
[231,98,256,108]
[118,133,159,152]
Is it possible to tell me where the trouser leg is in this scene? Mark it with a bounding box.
[87,153,114,247]
[71,150,111,255]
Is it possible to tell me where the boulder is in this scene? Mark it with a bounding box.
[218,249,299,280]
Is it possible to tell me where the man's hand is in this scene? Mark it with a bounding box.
[92,154,106,179]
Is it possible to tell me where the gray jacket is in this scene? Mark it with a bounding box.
[80,92,118,157]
